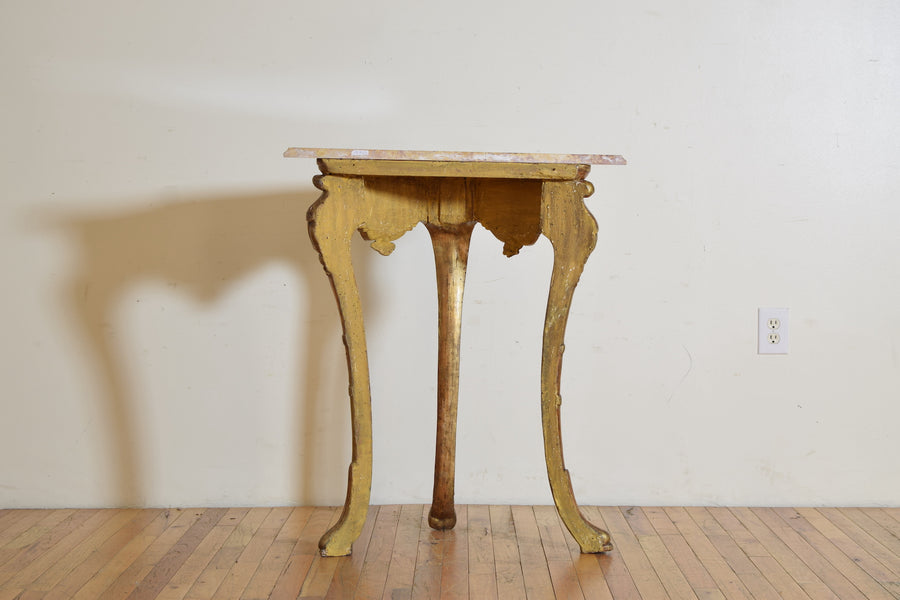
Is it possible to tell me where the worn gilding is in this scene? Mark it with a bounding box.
[300,151,622,556]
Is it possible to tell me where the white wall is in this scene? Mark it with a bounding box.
[2,0,898,509]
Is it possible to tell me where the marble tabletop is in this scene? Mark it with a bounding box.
[284,147,626,165]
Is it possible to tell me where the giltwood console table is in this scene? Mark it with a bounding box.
[285,147,626,556]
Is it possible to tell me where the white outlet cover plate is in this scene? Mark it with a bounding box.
[758,307,790,354]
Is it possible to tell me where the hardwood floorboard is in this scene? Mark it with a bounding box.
[686,507,782,600]
[489,505,526,600]
[597,506,669,600]
[816,508,900,576]
[665,506,754,600]
[380,503,421,600]
[582,507,643,599]
[438,504,467,600]
[466,504,498,600]
[798,508,900,591]
[842,508,900,559]
[557,508,613,600]
[511,506,556,599]
[0,509,97,587]
[119,508,211,599]
[770,507,896,600]
[0,511,46,549]
[878,508,900,532]
[752,507,868,599]
[268,506,336,600]
[208,507,292,600]
[0,510,18,532]
[294,507,346,598]
[0,509,118,593]
[729,507,840,600]
[38,510,156,598]
[117,508,216,599]
[157,507,252,600]
[707,508,812,600]
[183,507,270,600]
[351,504,401,600]
[625,508,697,600]
[36,509,161,595]
[534,505,584,600]
[642,507,727,598]
[0,509,73,569]
[242,507,316,600]
[69,507,176,599]
[323,505,378,600]
[409,505,442,600]
[0,505,897,599]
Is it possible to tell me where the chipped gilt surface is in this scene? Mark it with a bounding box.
[296,149,624,557]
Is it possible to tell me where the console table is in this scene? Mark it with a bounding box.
[285,147,626,556]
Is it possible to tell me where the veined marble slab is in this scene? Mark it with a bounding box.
[284,147,626,165]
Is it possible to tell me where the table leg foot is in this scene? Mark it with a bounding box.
[318,465,369,556]
[540,179,613,553]
[428,507,457,530]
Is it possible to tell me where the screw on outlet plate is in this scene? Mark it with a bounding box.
[759,308,789,354]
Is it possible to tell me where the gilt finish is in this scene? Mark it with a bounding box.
[303,152,622,556]
[426,221,474,531]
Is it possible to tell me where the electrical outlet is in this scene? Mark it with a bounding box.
[758,308,789,354]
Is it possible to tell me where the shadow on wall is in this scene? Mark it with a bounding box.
[54,189,373,507]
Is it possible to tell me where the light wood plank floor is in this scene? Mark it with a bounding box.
[0,505,898,599]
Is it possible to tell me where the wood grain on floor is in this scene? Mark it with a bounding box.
[0,505,897,599]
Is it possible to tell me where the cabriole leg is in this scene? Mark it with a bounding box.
[540,180,613,553]
[307,175,373,556]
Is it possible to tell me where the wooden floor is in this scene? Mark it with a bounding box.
[0,506,898,599]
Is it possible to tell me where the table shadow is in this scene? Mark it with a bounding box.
[51,189,375,506]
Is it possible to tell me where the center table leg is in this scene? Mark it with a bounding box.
[426,222,475,530]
